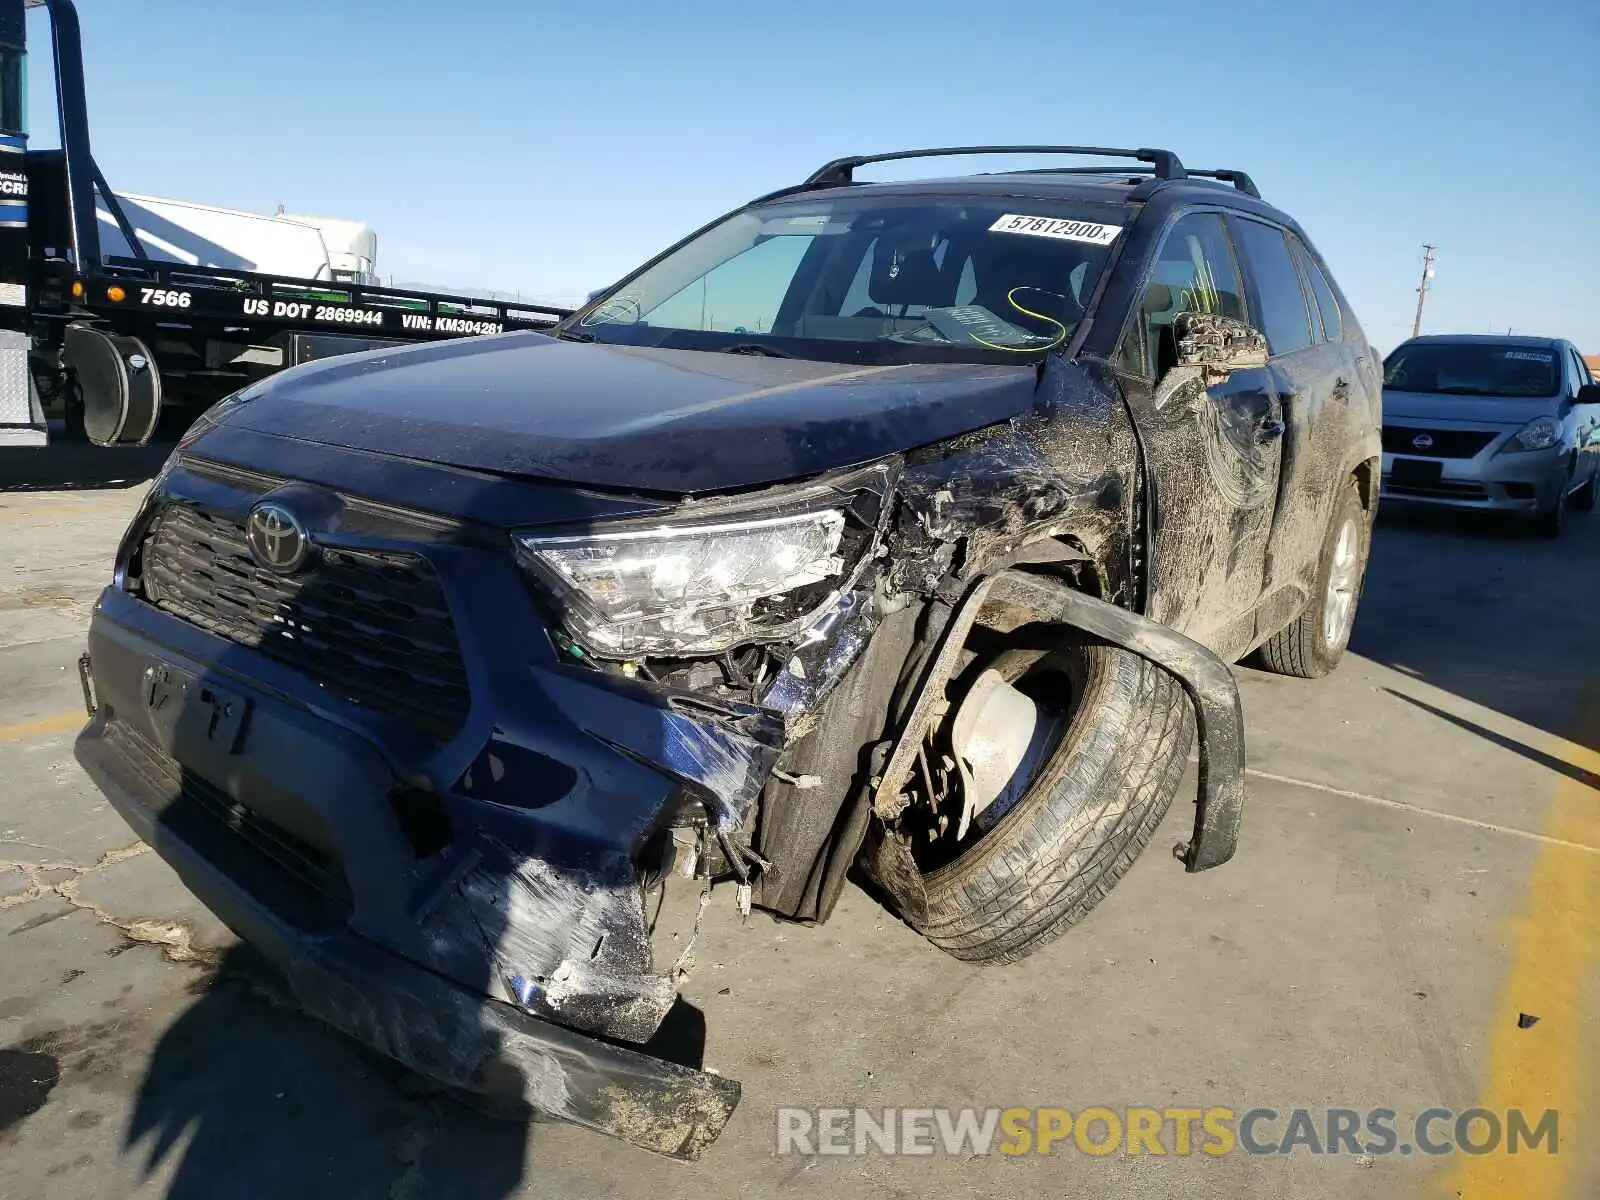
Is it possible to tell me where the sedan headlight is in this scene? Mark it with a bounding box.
[1502,416,1562,453]
[515,509,849,658]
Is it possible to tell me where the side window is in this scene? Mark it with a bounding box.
[1116,211,1247,379]
[1234,219,1315,356]
[1568,348,1592,392]
[1293,239,1344,343]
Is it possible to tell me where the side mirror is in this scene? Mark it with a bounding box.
[1175,311,1270,376]
[1577,383,1600,406]
[1153,312,1270,411]
[586,288,606,304]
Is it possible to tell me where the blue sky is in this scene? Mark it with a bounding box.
[26,0,1599,354]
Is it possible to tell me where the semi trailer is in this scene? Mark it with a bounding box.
[0,0,569,449]
[97,192,381,286]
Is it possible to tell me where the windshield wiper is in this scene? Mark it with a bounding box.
[720,342,796,358]
[552,328,596,343]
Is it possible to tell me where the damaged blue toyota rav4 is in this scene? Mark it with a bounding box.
[76,146,1382,1158]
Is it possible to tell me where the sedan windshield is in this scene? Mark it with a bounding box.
[1383,343,1561,398]
[569,195,1128,364]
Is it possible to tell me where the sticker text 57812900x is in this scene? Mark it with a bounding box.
[989,214,1123,246]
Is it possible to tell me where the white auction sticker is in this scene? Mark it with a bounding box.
[989,214,1122,245]
[1503,350,1553,363]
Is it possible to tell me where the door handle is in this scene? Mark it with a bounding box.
[1256,419,1286,443]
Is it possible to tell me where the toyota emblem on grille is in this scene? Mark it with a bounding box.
[245,502,312,574]
[1412,434,1434,450]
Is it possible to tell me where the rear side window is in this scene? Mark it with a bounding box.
[1293,240,1343,343]
[1233,219,1315,356]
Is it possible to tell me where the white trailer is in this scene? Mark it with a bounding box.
[95,193,380,285]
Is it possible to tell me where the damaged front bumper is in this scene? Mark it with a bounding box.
[74,584,763,1159]
[78,709,738,1158]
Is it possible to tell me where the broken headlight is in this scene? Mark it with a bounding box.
[515,508,850,658]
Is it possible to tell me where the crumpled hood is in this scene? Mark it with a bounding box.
[1382,388,1562,428]
[221,332,1045,493]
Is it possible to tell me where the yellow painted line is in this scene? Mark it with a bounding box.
[0,711,83,743]
[1441,727,1600,1198]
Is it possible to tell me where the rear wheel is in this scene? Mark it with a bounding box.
[910,637,1194,964]
[1253,478,1370,679]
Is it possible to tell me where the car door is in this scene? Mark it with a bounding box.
[1110,209,1284,658]
[1229,217,1345,608]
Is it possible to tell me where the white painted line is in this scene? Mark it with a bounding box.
[1244,766,1600,857]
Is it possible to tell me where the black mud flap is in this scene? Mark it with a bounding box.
[62,323,163,447]
[979,570,1246,872]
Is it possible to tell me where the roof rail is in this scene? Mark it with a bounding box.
[1005,163,1262,200]
[801,145,1187,189]
[1195,168,1261,199]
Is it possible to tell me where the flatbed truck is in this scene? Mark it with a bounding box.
[0,0,569,449]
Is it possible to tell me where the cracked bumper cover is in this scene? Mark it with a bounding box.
[74,597,757,1159]
[80,714,738,1158]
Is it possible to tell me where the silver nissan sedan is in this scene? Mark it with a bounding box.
[1379,334,1600,537]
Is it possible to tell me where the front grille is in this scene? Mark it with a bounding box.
[1384,479,1489,500]
[104,720,350,930]
[139,502,470,741]
[1381,426,1497,459]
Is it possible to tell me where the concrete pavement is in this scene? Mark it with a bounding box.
[1,445,1595,1199]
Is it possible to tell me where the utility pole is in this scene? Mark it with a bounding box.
[1411,244,1436,339]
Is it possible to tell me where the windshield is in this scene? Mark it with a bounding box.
[1383,342,1560,398]
[570,195,1127,364]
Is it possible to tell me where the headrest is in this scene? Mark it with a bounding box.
[869,245,947,307]
[1143,282,1174,312]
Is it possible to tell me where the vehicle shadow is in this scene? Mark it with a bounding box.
[0,434,175,493]
[126,943,534,1200]
[1380,688,1599,789]
[1351,502,1600,748]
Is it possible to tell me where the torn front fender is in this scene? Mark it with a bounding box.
[977,570,1245,871]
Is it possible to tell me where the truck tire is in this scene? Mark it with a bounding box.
[59,379,88,442]
[1252,478,1370,679]
[913,639,1194,964]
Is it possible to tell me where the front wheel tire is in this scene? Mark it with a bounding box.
[1532,490,1566,539]
[911,638,1195,965]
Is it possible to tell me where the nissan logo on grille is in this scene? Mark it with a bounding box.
[245,501,312,574]
[1412,434,1434,451]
